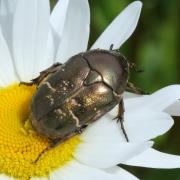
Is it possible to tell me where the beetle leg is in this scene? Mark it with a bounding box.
[126,82,148,95]
[114,99,129,142]
[19,81,34,86]
[33,138,65,164]
[19,62,62,87]
[33,129,80,163]
[33,141,56,164]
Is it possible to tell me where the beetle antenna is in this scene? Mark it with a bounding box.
[109,44,114,50]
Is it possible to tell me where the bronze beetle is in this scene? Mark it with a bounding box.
[22,49,143,162]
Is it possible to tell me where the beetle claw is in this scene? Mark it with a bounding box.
[114,116,129,142]
[114,100,129,142]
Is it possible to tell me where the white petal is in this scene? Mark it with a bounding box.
[0,0,16,14]
[0,28,18,86]
[50,0,69,39]
[165,100,180,116]
[12,0,50,81]
[124,96,147,112]
[56,0,90,63]
[31,178,48,180]
[91,1,142,50]
[48,0,69,61]
[125,85,180,112]
[108,108,174,142]
[143,85,180,111]
[31,177,49,180]
[125,111,174,141]
[51,160,133,180]
[105,167,139,180]
[74,117,153,168]
[74,141,152,169]
[80,116,125,142]
[0,174,17,180]
[124,148,180,168]
[0,0,17,52]
[123,92,141,99]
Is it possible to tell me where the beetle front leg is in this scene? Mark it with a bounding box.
[19,62,63,87]
[19,81,35,86]
[114,99,129,142]
[33,128,82,163]
[33,138,61,163]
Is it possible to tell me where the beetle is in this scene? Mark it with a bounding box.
[21,48,143,163]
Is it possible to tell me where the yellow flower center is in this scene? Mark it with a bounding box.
[0,84,80,180]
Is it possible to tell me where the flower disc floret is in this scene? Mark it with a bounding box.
[0,84,80,180]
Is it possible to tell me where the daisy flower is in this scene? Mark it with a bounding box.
[0,0,179,179]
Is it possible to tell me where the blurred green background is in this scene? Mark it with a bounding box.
[51,0,180,179]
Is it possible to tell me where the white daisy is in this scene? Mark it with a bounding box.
[0,0,179,179]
